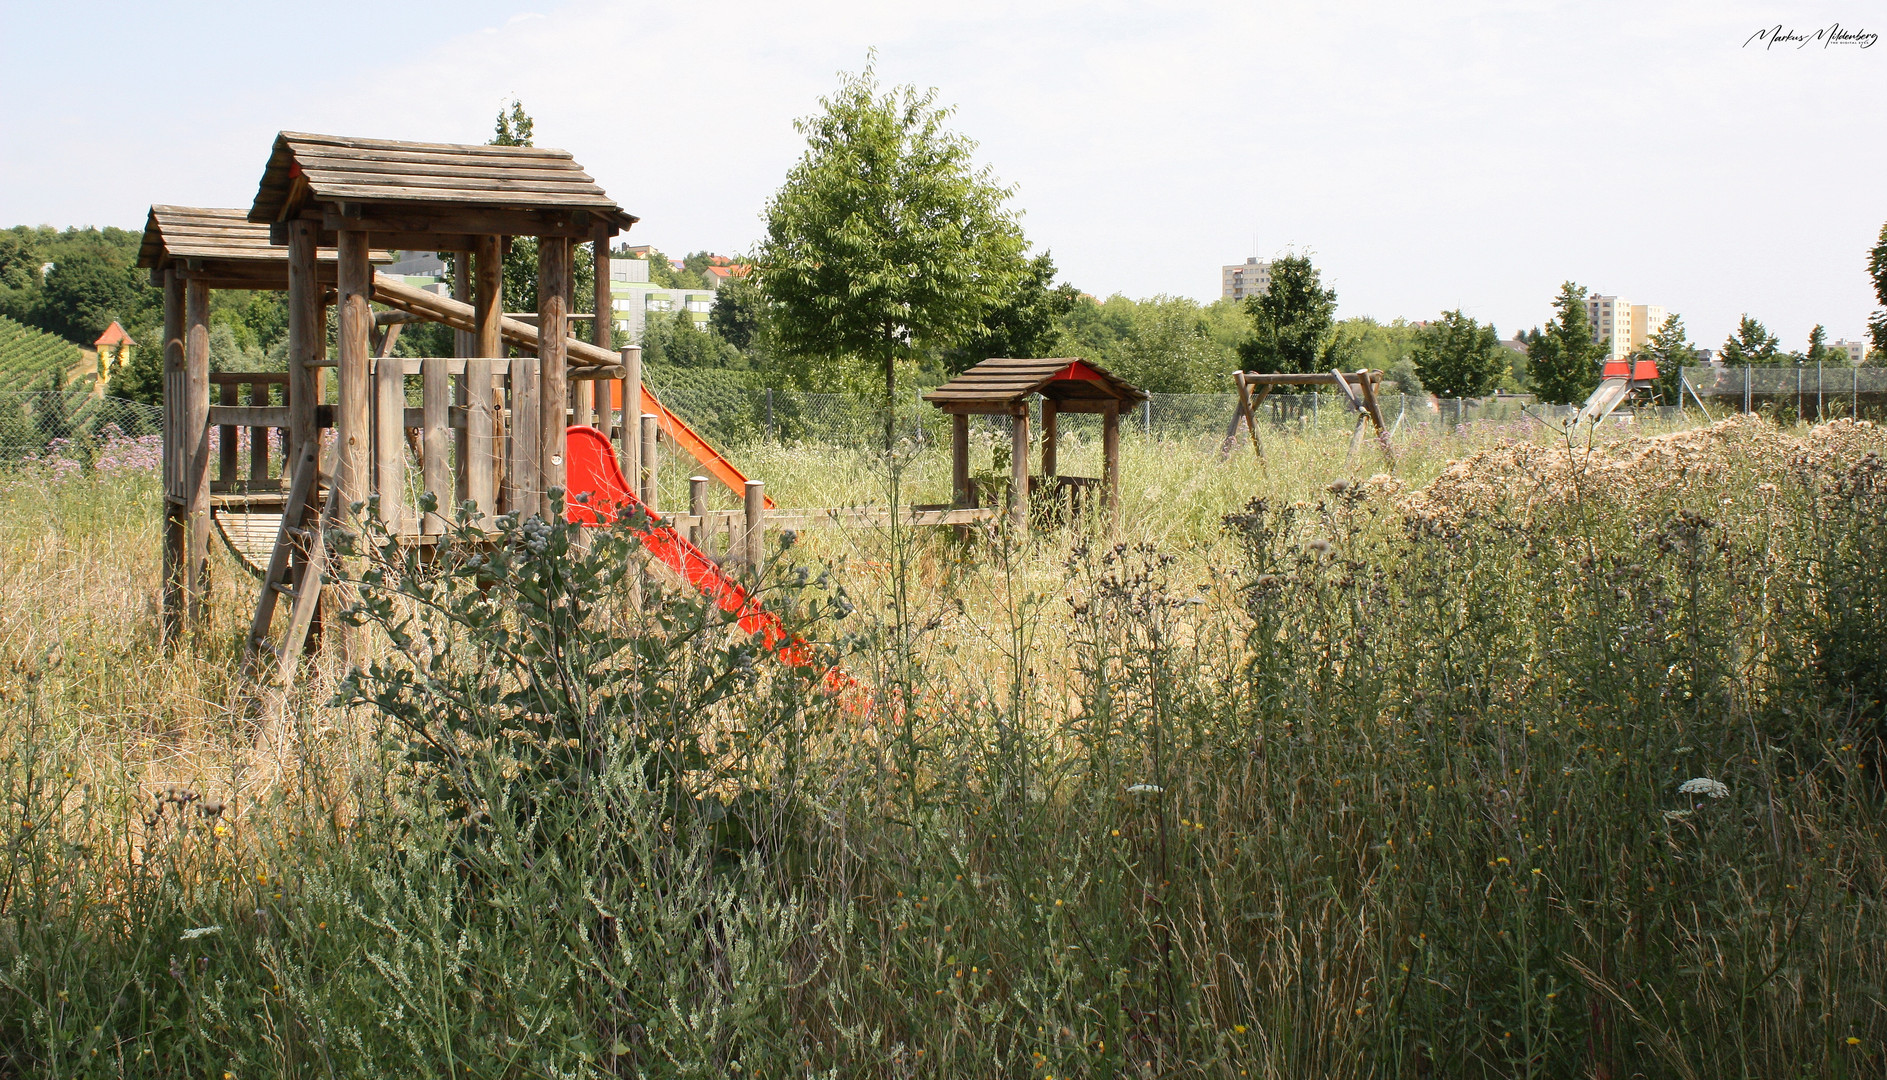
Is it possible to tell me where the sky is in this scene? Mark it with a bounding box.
[2,0,1882,350]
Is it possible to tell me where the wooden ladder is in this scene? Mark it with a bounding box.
[241,441,337,687]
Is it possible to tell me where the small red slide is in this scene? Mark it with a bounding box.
[563,426,849,693]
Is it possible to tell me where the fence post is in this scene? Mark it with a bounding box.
[767,387,774,443]
[1745,365,1751,414]
[1143,398,1151,439]
[744,480,765,572]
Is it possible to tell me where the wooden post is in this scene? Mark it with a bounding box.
[689,476,708,547]
[639,413,659,510]
[621,344,641,485]
[334,230,374,511]
[373,360,406,534]
[183,278,212,634]
[1040,397,1058,478]
[537,235,571,517]
[592,225,614,430]
[286,222,321,468]
[217,381,237,490]
[1010,403,1030,537]
[247,381,269,484]
[160,269,184,644]
[451,251,474,359]
[951,412,970,507]
[421,357,449,534]
[744,480,765,571]
[1102,400,1121,528]
[473,235,503,360]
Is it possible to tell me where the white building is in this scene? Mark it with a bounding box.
[1585,295,1666,360]
[1831,338,1870,364]
[1221,258,1271,302]
[607,258,715,344]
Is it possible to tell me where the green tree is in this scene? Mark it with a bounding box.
[641,310,742,369]
[708,272,766,352]
[1720,315,1781,365]
[1644,313,1695,403]
[1109,296,1234,393]
[939,251,1080,375]
[492,99,535,147]
[105,335,164,405]
[758,60,1026,407]
[1410,309,1505,399]
[1867,221,1886,359]
[38,250,140,343]
[1236,253,1342,376]
[1525,282,1605,405]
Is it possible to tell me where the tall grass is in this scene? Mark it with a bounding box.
[1,415,1883,1077]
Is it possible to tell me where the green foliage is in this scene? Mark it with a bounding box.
[491,99,535,147]
[1056,294,1245,393]
[105,335,164,405]
[1645,313,1696,404]
[0,225,158,347]
[709,271,766,352]
[639,309,743,370]
[1236,253,1345,377]
[1720,314,1782,365]
[938,251,1081,375]
[759,59,1026,401]
[1524,282,1604,405]
[1337,317,1426,394]
[1868,220,1887,358]
[1410,309,1505,399]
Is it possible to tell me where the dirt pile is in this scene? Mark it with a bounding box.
[1398,415,1885,525]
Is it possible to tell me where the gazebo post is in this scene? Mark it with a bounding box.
[1010,402,1030,536]
[951,413,970,508]
[182,277,212,635]
[537,235,572,517]
[160,269,184,645]
[1041,396,1058,479]
[285,221,321,469]
[1102,399,1121,528]
[591,224,613,425]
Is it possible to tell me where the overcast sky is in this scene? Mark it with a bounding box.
[3,0,1881,349]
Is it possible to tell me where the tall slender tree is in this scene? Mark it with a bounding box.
[1644,313,1695,404]
[1524,282,1604,405]
[759,59,1026,415]
[1867,221,1887,360]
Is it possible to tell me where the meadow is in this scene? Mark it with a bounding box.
[1,408,1883,1078]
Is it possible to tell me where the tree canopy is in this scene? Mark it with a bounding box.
[1719,315,1781,365]
[1410,309,1505,399]
[1643,313,1694,403]
[1524,282,1604,405]
[1236,253,1344,377]
[938,251,1080,376]
[758,60,1026,401]
[1867,220,1887,361]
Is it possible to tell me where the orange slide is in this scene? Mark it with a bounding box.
[564,425,848,694]
[613,384,777,510]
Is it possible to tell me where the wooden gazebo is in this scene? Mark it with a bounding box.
[924,357,1148,534]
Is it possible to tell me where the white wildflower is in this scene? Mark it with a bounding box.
[179,926,222,941]
[1678,777,1729,800]
[1125,783,1163,795]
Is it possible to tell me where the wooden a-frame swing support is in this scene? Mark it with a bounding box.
[1219,369,1395,466]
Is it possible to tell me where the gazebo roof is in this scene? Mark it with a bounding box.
[924,357,1148,414]
[247,132,638,247]
[137,205,390,289]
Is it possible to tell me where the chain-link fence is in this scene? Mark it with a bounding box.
[0,391,165,472]
[1682,365,1887,419]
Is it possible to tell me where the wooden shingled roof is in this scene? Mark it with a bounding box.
[247,132,639,238]
[924,357,1148,413]
[137,206,389,288]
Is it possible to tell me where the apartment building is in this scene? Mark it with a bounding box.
[1585,295,1666,360]
[1221,258,1272,302]
[1831,338,1871,364]
[607,257,715,343]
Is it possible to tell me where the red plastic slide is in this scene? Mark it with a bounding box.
[563,425,844,688]
[610,384,778,510]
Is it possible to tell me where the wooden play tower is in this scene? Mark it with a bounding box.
[143,132,651,678]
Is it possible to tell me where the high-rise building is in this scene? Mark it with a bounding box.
[1585,295,1666,360]
[1222,258,1271,302]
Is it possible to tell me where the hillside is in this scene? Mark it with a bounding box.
[0,313,83,394]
